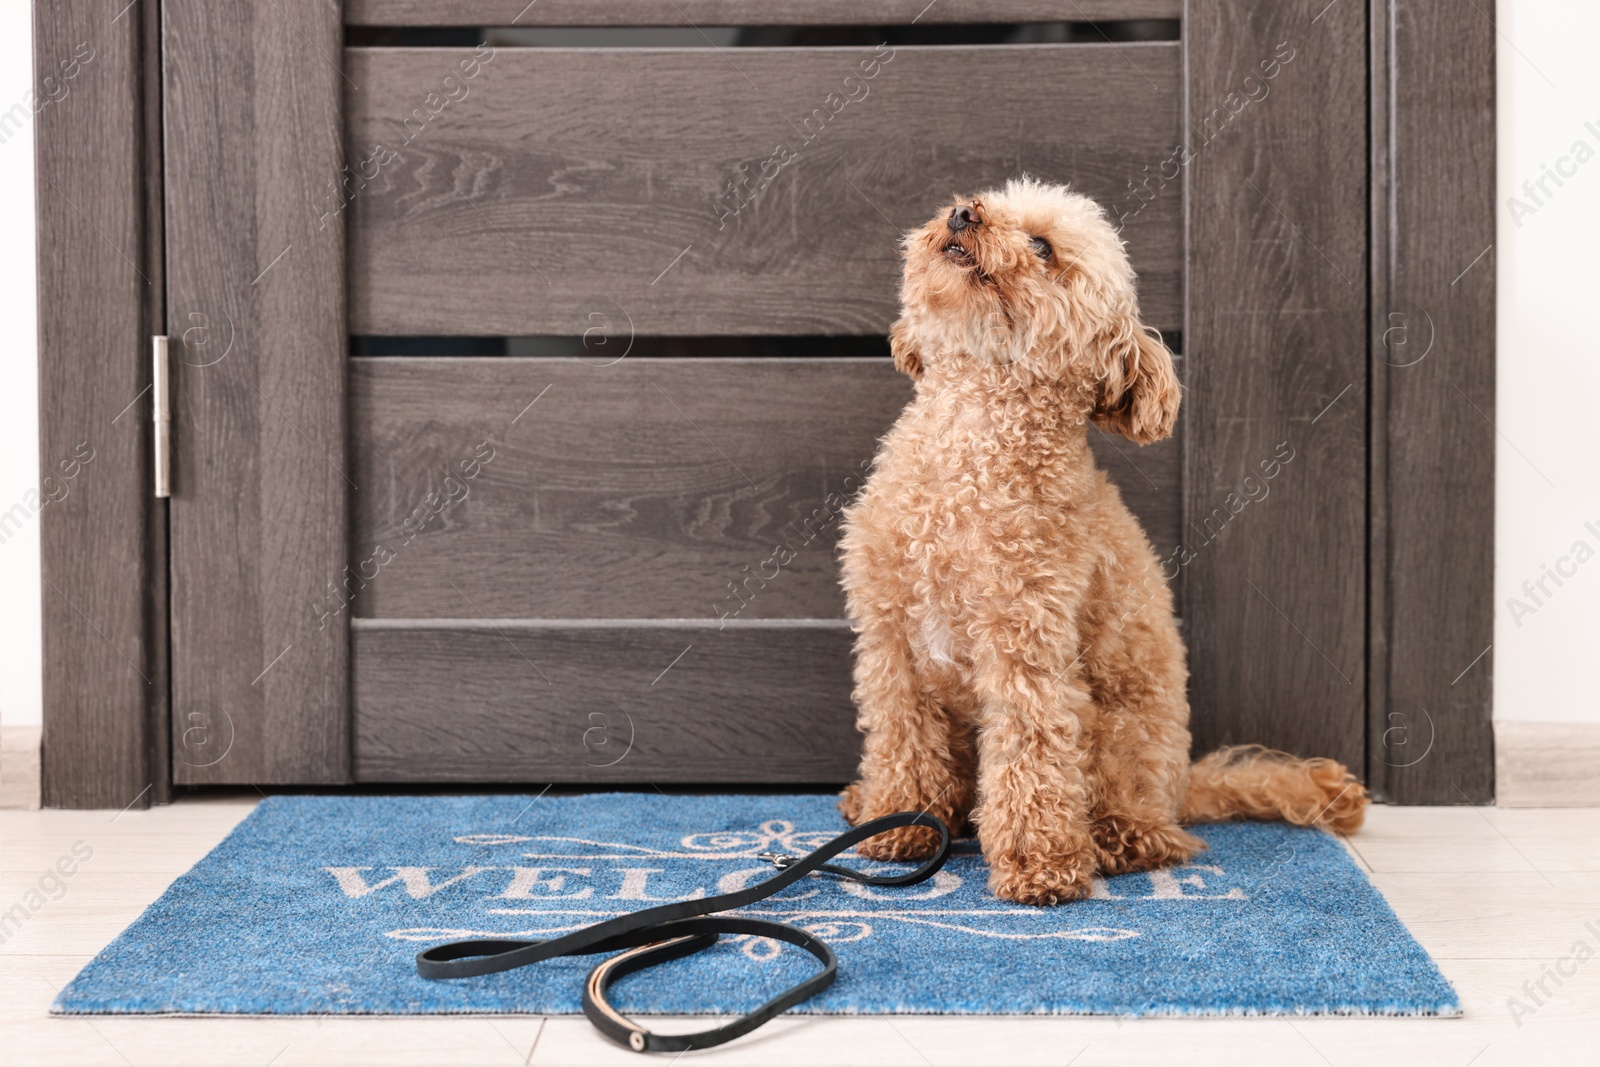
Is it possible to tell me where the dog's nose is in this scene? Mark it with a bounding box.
[947,205,980,232]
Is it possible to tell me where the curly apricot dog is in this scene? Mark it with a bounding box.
[837,178,1366,906]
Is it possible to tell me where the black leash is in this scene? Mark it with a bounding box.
[417,811,951,1053]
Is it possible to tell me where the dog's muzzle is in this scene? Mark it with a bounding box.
[943,205,982,259]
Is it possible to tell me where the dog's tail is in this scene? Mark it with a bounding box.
[1179,745,1368,833]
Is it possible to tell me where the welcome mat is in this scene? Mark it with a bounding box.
[54,793,1458,1017]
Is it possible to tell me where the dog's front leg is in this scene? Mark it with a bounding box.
[841,622,975,860]
[971,656,1099,906]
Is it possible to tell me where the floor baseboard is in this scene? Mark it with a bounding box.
[1,724,42,810]
[1495,720,1600,807]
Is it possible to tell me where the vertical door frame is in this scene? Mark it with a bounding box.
[1365,0,1496,802]
[35,0,169,809]
[38,1,1497,806]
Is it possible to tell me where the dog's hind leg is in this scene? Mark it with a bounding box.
[1036,540,1201,877]
[841,620,975,861]
[1087,688,1205,876]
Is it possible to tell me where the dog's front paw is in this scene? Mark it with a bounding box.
[856,823,944,861]
[988,851,1096,906]
[840,780,964,858]
[837,782,867,825]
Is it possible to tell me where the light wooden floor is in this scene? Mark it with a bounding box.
[2,792,1598,1066]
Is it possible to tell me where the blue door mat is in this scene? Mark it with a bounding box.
[53,793,1459,1017]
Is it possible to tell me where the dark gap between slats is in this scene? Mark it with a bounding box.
[345,21,1181,48]
[351,333,1184,357]
[349,336,893,358]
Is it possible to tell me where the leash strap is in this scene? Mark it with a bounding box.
[418,810,951,1053]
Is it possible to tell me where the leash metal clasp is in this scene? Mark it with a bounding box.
[756,850,796,869]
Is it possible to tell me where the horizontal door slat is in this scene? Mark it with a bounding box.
[346,2,1182,27]
[345,43,1181,335]
[352,623,859,782]
[349,358,1182,620]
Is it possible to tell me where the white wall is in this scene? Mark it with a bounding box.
[0,4,40,728]
[0,5,1595,729]
[1494,0,1600,724]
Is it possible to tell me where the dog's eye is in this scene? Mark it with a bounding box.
[1030,236,1052,260]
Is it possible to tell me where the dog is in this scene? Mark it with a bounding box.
[836,178,1367,906]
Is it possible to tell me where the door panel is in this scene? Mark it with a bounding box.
[164,0,349,784]
[352,621,858,782]
[345,43,1183,335]
[348,357,1183,621]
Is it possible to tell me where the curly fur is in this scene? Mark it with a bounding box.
[838,179,1367,905]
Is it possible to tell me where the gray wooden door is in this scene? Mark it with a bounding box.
[163,1,1378,788]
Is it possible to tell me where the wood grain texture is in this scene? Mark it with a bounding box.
[35,1,164,809]
[164,0,349,785]
[345,43,1183,335]
[348,358,1182,619]
[1495,723,1600,808]
[352,621,861,782]
[345,1,1183,27]
[1183,1,1368,771]
[1366,0,1495,803]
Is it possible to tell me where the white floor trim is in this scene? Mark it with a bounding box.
[1,724,41,810]
[1496,721,1600,807]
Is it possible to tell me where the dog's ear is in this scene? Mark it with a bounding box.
[1091,321,1180,443]
[888,317,923,380]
